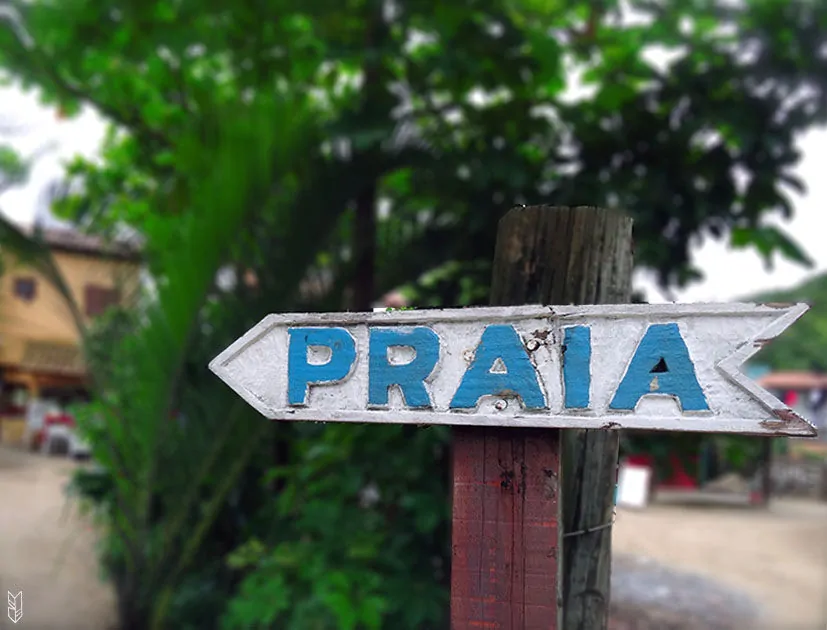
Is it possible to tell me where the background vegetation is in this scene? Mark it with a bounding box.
[749,273,827,371]
[0,0,825,628]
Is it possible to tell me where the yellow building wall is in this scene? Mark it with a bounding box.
[1,417,26,444]
[0,250,140,367]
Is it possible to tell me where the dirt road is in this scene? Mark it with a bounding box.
[0,445,826,629]
[0,446,115,630]
[614,497,827,630]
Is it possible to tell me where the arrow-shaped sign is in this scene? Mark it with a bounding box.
[209,302,816,437]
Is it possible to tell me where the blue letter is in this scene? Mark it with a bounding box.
[287,327,356,406]
[368,327,439,408]
[450,325,546,410]
[563,326,591,409]
[609,323,709,412]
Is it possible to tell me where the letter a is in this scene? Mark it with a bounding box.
[450,325,546,410]
[610,323,709,412]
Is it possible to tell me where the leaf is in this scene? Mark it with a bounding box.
[730,224,814,268]
[0,144,28,188]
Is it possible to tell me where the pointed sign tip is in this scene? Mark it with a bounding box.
[763,408,818,438]
[207,356,222,376]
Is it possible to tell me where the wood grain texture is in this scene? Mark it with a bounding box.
[489,206,632,308]
[469,205,634,630]
[451,427,562,630]
[452,205,584,630]
[539,207,633,630]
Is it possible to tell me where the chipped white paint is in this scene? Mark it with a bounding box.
[209,303,816,437]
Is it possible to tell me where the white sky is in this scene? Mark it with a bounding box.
[1,86,826,304]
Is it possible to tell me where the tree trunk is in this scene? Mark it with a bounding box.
[352,179,377,311]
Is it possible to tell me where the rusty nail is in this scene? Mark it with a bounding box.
[494,399,508,411]
[462,349,474,363]
[526,339,540,351]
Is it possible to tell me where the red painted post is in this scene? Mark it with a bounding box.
[451,427,562,629]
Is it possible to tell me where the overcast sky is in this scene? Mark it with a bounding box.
[1,86,825,304]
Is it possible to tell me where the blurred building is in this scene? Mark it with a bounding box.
[0,227,141,447]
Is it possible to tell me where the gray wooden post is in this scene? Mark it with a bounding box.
[544,207,634,630]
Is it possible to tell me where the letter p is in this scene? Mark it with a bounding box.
[287,327,356,406]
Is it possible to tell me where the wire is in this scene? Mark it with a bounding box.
[562,507,617,538]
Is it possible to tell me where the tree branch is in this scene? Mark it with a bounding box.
[0,3,168,147]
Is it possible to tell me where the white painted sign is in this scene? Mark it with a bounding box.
[209,303,816,437]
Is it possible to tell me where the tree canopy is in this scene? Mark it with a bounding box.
[749,272,827,372]
[2,0,825,299]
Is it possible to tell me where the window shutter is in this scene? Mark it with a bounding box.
[85,285,99,317]
[102,287,120,311]
[85,285,120,317]
[13,277,36,301]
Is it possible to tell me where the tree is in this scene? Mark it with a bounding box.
[742,272,827,371]
[3,0,825,296]
[0,144,27,193]
[1,0,826,628]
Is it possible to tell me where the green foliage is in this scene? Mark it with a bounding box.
[748,273,827,371]
[0,144,28,192]
[619,432,703,480]
[730,225,814,269]
[221,423,451,630]
[2,92,320,629]
[714,435,765,475]
[3,0,825,292]
[620,430,766,484]
[82,305,141,373]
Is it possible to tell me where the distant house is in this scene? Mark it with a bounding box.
[0,227,141,446]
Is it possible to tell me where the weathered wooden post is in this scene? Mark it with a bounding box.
[209,206,815,630]
[451,206,633,630]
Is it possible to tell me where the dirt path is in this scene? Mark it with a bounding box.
[1,445,826,629]
[0,446,115,630]
[613,497,827,629]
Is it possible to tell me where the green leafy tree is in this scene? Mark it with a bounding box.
[0,144,27,193]
[0,92,321,630]
[3,0,824,296]
[748,273,827,371]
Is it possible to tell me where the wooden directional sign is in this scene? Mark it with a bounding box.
[209,302,816,437]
